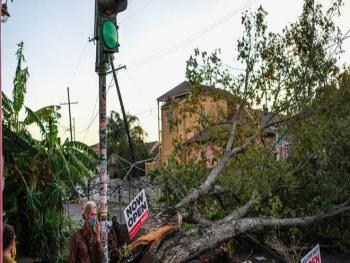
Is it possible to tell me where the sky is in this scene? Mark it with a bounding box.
[2,0,350,145]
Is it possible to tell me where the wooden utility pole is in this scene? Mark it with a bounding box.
[60,87,78,141]
[73,117,76,140]
[109,60,136,173]
[94,1,128,261]
[95,0,109,260]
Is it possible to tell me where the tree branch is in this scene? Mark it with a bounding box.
[156,200,350,262]
[219,189,258,223]
[181,211,213,226]
[225,119,237,151]
[175,135,255,209]
[242,200,350,229]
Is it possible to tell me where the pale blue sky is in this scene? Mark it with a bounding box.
[3,0,350,145]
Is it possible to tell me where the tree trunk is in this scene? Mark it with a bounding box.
[145,201,350,262]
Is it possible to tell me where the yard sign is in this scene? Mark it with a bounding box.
[123,189,150,239]
[301,244,321,263]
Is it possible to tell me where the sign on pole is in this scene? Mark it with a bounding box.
[123,189,150,239]
[301,244,321,263]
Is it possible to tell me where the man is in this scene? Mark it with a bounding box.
[3,224,17,263]
[68,201,104,263]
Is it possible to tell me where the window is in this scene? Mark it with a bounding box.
[167,111,174,122]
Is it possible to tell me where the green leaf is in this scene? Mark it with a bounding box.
[13,42,29,114]
[64,140,99,160]
[24,106,46,135]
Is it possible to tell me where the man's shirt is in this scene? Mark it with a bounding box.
[68,223,104,263]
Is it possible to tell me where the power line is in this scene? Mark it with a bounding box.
[124,68,149,101]
[58,40,89,140]
[134,107,157,116]
[124,69,157,116]
[327,27,350,59]
[224,64,245,71]
[80,0,259,142]
[127,0,258,68]
[82,77,114,143]
[119,0,154,24]
[69,40,89,85]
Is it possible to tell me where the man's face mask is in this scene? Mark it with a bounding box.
[88,218,97,230]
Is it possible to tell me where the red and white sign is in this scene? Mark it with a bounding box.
[301,244,321,263]
[123,189,150,239]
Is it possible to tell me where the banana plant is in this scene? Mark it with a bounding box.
[2,42,98,261]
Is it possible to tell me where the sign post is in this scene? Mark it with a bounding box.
[123,189,150,239]
[301,244,321,263]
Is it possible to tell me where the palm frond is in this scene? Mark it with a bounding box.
[2,91,14,124]
[13,67,29,113]
[68,163,88,189]
[34,105,61,121]
[46,116,59,149]
[47,181,67,210]
[13,42,29,114]
[25,184,42,213]
[68,147,98,173]
[24,106,46,135]
[68,153,94,180]
[53,148,71,181]
[64,140,99,159]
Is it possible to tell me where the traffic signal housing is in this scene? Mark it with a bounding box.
[98,0,128,54]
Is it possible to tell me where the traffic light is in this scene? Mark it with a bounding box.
[98,0,128,53]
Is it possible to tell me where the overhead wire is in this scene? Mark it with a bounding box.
[59,39,89,140]
[82,77,115,143]
[69,40,89,85]
[327,27,350,59]
[80,0,259,142]
[124,70,158,116]
[119,0,154,24]
[126,0,258,69]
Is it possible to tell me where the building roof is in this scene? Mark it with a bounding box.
[157,81,193,102]
[145,141,160,156]
[157,81,235,104]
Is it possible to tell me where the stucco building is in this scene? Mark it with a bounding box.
[145,81,290,175]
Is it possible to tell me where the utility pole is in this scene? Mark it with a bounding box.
[73,117,76,141]
[95,1,109,261]
[60,87,78,141]
[109,59,136,176]
[94,1,127,261]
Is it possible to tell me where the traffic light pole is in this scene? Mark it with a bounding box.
[98,69,109,262]
[94,1,128,261]
[95,0,109,261]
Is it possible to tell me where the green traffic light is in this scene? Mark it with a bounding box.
[102,20,118,49]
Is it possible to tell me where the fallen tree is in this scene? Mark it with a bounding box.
[153,201,350,262]
[111,1,350,262]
